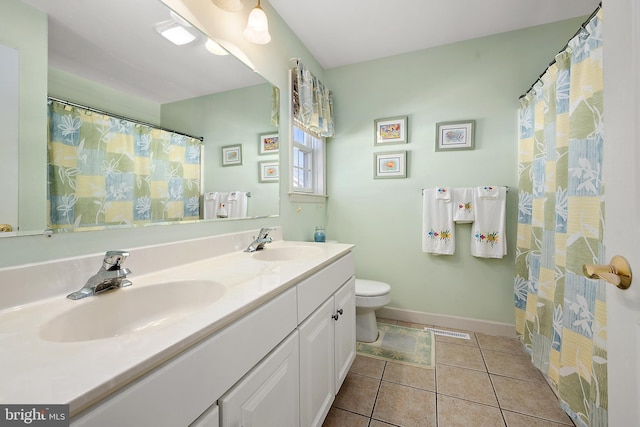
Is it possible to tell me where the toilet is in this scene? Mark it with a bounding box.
[355,279,391,342]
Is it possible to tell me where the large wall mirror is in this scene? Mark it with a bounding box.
[7,0,279,237]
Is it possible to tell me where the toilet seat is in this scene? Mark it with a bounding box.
[356,279,391,297]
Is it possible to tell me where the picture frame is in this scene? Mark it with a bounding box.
[258,160,279,183]
[435,120,475,151]
[221,144,242,166]
[374,151,407,179]
[374,116,408,145]
[259,132,279,155]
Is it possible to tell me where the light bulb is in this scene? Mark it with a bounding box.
[243,4,271,44]
[205,39,229,55]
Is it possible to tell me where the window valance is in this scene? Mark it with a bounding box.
[292,61,334,137]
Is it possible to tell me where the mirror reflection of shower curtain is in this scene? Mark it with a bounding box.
[514,8,606,426]
[47,100,202,231]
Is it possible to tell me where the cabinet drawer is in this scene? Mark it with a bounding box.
[297,252,354,323]
[219,331,299,427]
[71,287,297,427]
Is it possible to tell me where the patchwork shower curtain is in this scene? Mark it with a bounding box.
[515,9,606,427]
[48,100,202,231]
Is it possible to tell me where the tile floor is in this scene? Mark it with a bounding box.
[322,319,575,427]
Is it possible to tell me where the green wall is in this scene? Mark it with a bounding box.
[1,0,588,327]
[324,18,586,324]
[48,68,161,124]
[162,83,279,217]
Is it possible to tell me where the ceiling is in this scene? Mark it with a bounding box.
[19,0,601,103]
[20,0,265,104]
[268,0,602,69]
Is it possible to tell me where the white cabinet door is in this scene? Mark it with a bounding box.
[190,405,219,427]
[219,331,299,427]
[298,298,335,427]
[333,278,356,392]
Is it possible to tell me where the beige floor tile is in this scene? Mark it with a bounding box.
[482,349,546,383]
[333,373,380,417]
[369,421,397,427]
[321,407,370,427]
[372,381,436,427]
[436,341,486,371]
[502,410,575,427]
[377,317,398,325]
[437,394,505,427]
[491,376,573,425]
[477,333,524,355]
[350,355,386,379]
[436,364,499,407]
[382,361,435,391]
[397,320,427,329]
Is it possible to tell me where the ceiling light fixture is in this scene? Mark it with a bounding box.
[243,0,271,45]
[155,21,196,46]
[205,38,229,55]
[212,0,243,12]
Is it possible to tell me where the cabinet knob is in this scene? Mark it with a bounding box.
[332,314,339,321]
[337,309,343,315]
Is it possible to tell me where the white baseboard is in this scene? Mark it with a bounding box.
[377,306,516,337]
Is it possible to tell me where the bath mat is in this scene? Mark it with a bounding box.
[356,323,435,369]
[424,327,470,340]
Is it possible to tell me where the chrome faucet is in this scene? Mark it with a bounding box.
[67,250,133,300]
[244,227,275,252]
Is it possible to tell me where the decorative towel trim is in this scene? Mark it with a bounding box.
[436,187,451,200]
[477,185,499,199]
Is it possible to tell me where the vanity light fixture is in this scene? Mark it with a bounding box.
[243,0,271,45]
[205,38,229,55]
[212,0,243,12]
[155,21,196,46]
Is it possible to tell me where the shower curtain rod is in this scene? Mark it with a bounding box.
[518,2,602,100]
[47,96,204,142]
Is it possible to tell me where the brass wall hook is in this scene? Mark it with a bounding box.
[583,255,632,289]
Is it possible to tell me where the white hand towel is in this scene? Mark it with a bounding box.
[422,188,455,255]
[227,191,248,218]
[435,187,451,201]
[453,187,475,223]
[477,185,500,199]
[203,192,220,219]
[471,186,507,258]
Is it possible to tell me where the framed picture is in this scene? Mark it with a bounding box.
[374,151,407,179]
[259,132,279,155]
[258,160,279,182]
[221,144,242,166]
[374,116,408,145]
[435,120,475,151]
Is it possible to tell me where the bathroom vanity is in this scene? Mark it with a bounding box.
[0,229,355,427]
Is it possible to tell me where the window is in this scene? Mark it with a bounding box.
[290,123,326,201]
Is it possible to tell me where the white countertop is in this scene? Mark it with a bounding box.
[0,240,354,416]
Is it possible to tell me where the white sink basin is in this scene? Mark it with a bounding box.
[40,280,226,342]
[251,245,323,261]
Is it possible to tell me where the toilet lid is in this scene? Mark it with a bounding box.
[355,279,391,297]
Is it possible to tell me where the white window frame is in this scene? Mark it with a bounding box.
[288,122,327,203]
